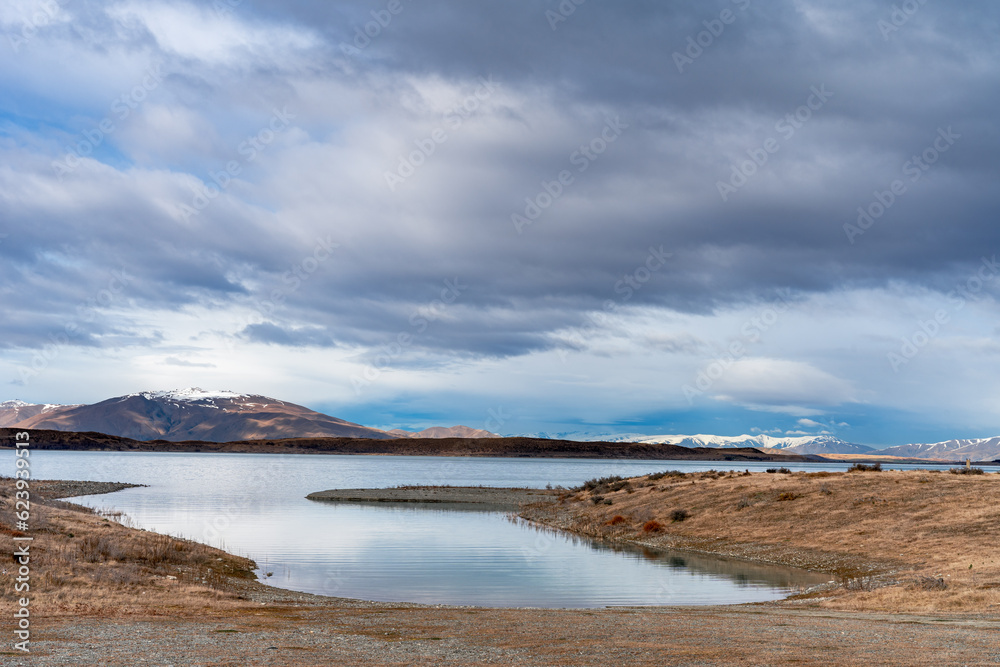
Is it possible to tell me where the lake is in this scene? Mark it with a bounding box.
[12,451,980,608]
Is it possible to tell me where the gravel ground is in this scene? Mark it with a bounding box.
[7,602,1000,666]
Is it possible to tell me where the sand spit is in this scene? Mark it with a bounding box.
[306,485,559,510]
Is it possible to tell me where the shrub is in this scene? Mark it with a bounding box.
[765,467,791,474]
[669,509,690,522]
[575,475,630,493]
[591,495,605,504]
[819,483,833,495]
[642,520,663,533]
[647,470,684,482]
[949,467,985,475]
[776,492,799,501]
[736,496,753,510]
[915,576,948,591]
[606,515,628,526]
[848,462,882,472]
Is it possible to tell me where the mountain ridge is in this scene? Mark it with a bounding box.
[8,388,393,442]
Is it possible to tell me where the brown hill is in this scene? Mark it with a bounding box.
[13,389,393,441]
[388,425,501,439]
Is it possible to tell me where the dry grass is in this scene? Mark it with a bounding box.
[528,469,1000,613]
[0,480,259,618]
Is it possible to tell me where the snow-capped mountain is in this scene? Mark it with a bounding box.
[875,437,1000,461]
[622,434,873,455]
[507,431,871,455]
[0,400,76,428]
[10,388,393,442]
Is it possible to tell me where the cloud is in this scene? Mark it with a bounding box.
[163,356,216,368]
[1,0,999,442]
[711,358,857,410]
[241,323,337,348]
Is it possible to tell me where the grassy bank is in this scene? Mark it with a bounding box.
[520,468,1000,613]
[1,479,266,618]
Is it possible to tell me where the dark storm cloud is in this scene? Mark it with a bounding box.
[2,0,999,363]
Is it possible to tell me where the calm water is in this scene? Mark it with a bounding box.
[11,451,979,607]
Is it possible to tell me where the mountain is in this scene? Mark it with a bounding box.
[388,426,501,439]
[874,437,1000,461]
[591,433,874,456]
[508,432,872,455]
[0,400,77,427]
[11,388,394,442]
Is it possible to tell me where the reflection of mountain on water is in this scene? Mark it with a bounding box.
[509,517,828,591]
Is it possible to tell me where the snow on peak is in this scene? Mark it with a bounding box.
[119,389,291,409]
[126,388,253,402]
[628,433,849,449]
[1,400,32,408]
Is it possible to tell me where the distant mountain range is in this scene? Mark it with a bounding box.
[4,389,999,460]
[875,437,1000,461]
[506,430,1000,460]
[614,434,875,456]
[507,431,872,455]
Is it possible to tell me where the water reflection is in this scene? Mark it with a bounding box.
[505,515,827,599]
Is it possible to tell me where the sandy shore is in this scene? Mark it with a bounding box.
[4,477,1000,665]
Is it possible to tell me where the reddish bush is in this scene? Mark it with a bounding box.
[642,520,663,533]
[606,515,628,526]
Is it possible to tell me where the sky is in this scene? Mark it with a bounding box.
[1,1,998,446]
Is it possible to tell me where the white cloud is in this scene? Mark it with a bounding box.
[105,1,319,67]
[711,358,857,410]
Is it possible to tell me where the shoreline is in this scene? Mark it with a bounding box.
[5,477,1000,665]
